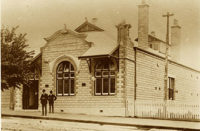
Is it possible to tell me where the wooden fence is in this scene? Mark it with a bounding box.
[135,100,200,120]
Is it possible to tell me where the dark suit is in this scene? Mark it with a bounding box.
[48,94,57,113]
[40,93,48,116]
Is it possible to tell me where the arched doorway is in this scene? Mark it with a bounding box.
[23,67,39,109]
[23,80,39,109]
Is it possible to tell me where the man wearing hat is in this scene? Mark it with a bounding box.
[40,89,48,116]
[48,90,57,113]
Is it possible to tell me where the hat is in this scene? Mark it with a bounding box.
[42,89,46,92]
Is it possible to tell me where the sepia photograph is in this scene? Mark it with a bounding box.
[1,0,200,130]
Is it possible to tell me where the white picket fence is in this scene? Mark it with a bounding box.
[135,100,200,120]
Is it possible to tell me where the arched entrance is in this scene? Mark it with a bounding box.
[23,66,40,109]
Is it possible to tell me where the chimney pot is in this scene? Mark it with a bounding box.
[174,19,178,26]
[64,24,67,30]
[85,17,88,22]
[142,0,146,4]
[116,21,131,45]
[151,31,156,37]
[92,18,97,25]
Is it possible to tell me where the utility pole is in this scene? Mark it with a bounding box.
[162,12,174,117]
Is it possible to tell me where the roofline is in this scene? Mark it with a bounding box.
[78,54,110,59]
[148,34,166,43]
[31,53,42,63]
[75,21,104,32]
[78,45,119,59]
[135,34,166,44]
[134,47,200,73]
[109,45,119,55]
[44,29,86,42]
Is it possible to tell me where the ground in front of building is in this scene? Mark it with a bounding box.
[2,117,181,131]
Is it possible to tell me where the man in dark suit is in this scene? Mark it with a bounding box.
[48,90,57,113]
[40,89,48,116]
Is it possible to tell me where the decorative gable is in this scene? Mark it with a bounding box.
[75,20,104,33]
[44,28,87,42]
[41,27,89,52]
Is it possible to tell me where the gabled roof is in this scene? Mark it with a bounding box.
[75,21,104,33]
[76,18,118,58]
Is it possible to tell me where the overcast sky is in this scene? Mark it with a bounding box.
[1,0,200,70]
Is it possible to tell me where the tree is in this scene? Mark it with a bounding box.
[1,26,34,91]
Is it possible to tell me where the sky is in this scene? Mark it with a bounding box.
[1,0,200,70]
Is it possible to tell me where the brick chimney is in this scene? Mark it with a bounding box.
[116,21,131,46]
[138,0,149,49]
[171,19,181,61]
[116,21,134,117]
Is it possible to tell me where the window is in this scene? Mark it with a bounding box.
[94,59,116,95]
[150,43,160,51]
[154,43,159,50]
[56,61,75,96]
[168,77,175,100]
[150,44,153,48]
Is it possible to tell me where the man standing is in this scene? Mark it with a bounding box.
[48,90,57,113]
[40,89,48,116]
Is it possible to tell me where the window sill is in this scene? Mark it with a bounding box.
[57,94,75,96]
[94,93,116,96]
[167,99,175,101]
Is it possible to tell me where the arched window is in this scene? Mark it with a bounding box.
[95,59,116,95]
[56,61,75,96]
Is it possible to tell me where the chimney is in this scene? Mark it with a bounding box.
[138,0,149,49]
[171,19,181,61]
[116,21,131,46]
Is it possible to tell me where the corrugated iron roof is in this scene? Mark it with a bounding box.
[80,31,118,58]
[76,18,118,58]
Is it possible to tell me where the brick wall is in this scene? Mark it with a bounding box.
[168,62,200,103]
[14,86,23,111]
[136,48,200,103]
[116,22,135,116]
[123,40,135,116]
[40,32,126,116]
[171,20,181,62]
[1,89,10,110]
[138,3,149,49]
[1,86,22,111]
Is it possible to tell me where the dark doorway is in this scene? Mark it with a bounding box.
[23,80,39,109]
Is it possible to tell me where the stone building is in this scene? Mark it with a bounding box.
[2,1,200,120]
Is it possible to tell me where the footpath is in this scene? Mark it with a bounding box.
[2,109,200,130]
